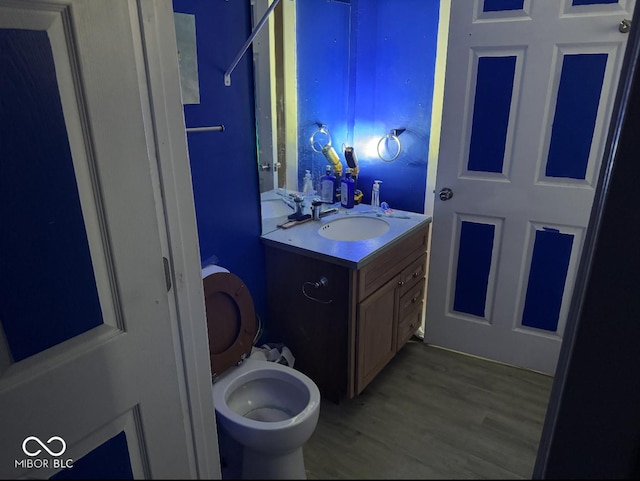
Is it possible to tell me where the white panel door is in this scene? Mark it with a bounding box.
[0,1,209,478]
[425,0,635,375]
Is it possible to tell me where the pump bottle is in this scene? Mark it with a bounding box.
[302,170,314,197]
[372,180,382,208]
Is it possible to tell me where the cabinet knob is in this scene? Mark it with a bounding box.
[412,272,419,278]
[398,280,405,286]
[411,296,418,303]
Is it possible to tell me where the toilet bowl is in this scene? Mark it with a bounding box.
[202,265,320,480]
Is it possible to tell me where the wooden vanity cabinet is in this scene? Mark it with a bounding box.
[354,229,428,395]
[263,223,429,403]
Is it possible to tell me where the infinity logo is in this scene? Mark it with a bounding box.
[22,436,67,457]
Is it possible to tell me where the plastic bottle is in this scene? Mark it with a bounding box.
[302,170,314,197]
[372,180,382,208]
[320,166,336,203]
[340,168,355,209]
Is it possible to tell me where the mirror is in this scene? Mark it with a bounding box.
[253,0,311,235]
[253,0,440,234]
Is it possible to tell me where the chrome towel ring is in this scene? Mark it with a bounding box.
[310,124,332,153]
[377,129,404,162]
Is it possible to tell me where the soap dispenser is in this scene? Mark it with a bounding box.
[372,180,382,208]
[302,170,314,197]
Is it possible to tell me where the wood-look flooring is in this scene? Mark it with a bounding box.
[303,338,554,479]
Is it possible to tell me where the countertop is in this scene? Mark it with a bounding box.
[260,202,432,269]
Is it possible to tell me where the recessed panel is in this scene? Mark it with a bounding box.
[50,432,134,480]
[476,0,531,20]
[572,0,617,5]
[483,0,525,11]
[453,220,496,318]
[0,29,103,363]
[467,56,517,174]
[562,0,628,16]
[545,53,608,180]
[521,228,574,332]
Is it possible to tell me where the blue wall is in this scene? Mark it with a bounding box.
[171,0,439,338]
[297,0,439,213]
[172,0,268,335]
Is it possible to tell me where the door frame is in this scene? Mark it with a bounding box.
[534,2,640,476]
[420,0,451,337]
[137,1,220,477]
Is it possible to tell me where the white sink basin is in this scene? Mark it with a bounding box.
[261,199,294,219]
[317,216,390,241]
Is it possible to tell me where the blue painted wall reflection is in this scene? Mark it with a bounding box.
[297,0,439,213]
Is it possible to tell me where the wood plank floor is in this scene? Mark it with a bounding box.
[303,338,554,479]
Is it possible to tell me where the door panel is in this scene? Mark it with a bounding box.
[0,1,196,478]
[451,217,501,320]
[520,228,574,331]
[426,0,635,374]
[467,55,518,175]
[0,27,106,363]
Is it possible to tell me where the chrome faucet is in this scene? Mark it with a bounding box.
[311,199,339,221]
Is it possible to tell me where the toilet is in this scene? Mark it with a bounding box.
[202,265,320,480]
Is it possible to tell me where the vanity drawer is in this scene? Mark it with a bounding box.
[358,225,429,300]
[398,277,425,320]
[396,278,425,350]
[398,253,427,296]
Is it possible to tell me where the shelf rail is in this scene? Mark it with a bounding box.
[224,0,282,86]
[185,125,225,133]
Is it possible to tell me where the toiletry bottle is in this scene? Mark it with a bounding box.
[372,180,382,208]
[302,170,314,197]
[334,171,342,204]
[320,166,336,203]
[340,168,355,209]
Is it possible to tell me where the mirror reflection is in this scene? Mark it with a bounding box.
[253,0,440,234]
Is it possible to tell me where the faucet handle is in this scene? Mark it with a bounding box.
[311,199,336,221]
[288,193,306,220]
[289,192,304,202]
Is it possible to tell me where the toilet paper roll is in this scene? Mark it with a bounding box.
[201,264,230,279]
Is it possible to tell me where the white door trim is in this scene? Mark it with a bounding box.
[136,1,220,477]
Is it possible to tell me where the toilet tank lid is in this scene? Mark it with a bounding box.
[202,264,229,279]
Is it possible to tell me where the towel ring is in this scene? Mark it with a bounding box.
[377,131,402,162]
[310,125,332,153]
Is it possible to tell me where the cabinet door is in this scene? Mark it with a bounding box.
[397,278,426,351]
[355,276,398,394]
